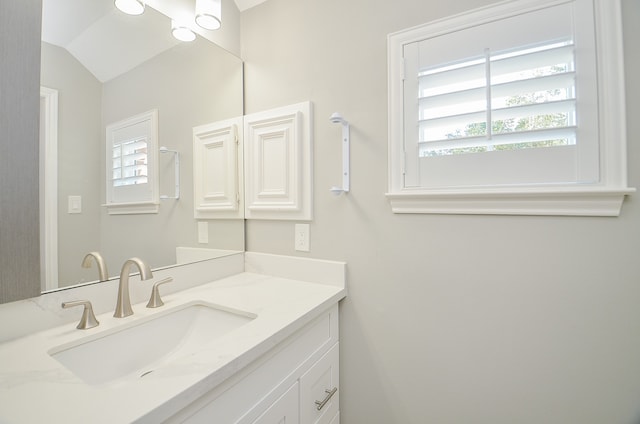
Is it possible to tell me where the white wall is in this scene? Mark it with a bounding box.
[101,38,244,271]
[40,38,244,285]
[241,0,640,423]
[40,42,103,286]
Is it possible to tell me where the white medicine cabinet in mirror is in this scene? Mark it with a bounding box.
[38,0,245,295]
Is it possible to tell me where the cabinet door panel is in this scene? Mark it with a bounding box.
[252,382,299,424]
[299,343,339,424]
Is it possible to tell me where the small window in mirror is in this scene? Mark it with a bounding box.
[112,137,149,187]
[105,110,159,214]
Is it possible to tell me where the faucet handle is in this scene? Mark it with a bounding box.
[146,277,173,308]
[62,300,100,330]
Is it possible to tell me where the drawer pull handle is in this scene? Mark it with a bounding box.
[315,387,338,411]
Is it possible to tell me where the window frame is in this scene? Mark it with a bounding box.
[387,0,634,216]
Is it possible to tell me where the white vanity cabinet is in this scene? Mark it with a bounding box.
[299,343,339,424]
[250,381,300,424]
[169,303,340,424]
[0,255,347,424]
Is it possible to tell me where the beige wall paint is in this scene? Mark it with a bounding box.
[242,0,640,423]
[40,42,102,286]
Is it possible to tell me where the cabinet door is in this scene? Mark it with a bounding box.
[193,117,243,219]
[299,343,339,424]
[251,382,299,424]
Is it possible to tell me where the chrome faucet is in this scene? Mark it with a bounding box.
[81,251,109,282]
[114,257,153,318]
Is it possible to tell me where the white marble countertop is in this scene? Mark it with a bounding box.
[0,254,346,423]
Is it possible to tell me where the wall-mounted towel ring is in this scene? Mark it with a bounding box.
[329,112,350,195]
[159,146,180,200]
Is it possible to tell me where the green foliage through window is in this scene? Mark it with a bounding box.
[419,42,576,157]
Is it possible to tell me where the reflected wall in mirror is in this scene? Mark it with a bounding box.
[40,0,244,292]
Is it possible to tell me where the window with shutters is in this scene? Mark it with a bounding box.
[105,110,159,214]
[387,0,634,216]
[418,40,576,158]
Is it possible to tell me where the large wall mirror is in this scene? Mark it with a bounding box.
[39,0,244,293]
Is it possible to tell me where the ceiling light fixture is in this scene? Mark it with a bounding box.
[114,0,145,15]
[171,20,196,42]
[195,0,222,30]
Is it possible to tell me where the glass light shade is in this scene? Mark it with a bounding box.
[195,0,222,30]
[114,0,145,15]
[171,20,196,42]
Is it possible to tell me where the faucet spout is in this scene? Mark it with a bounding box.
[81,251,109,282]
[114,257,153,318]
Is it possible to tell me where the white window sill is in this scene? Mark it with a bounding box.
[386,187,635,216]
[105,201,159,215]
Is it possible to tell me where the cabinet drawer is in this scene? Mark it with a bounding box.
[299,342,339,424]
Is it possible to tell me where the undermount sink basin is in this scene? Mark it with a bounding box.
[49,302,256,385]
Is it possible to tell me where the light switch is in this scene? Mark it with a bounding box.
[68,195,82,214]
[198,221,209,244]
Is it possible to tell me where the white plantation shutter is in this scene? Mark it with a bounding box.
[112,136,149,188]
[418,42,577,155]
[387,0,633,216]
[105,110,159,214]
[401,0,599,189]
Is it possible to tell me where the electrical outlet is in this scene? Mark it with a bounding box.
[295,224,310,252]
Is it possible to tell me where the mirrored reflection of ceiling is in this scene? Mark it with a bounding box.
[235,0,268,11]
[41,0,268,83]
[42,0,180,82]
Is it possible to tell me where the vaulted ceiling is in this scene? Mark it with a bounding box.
[234,0,268,11]
[41,0,268,82]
